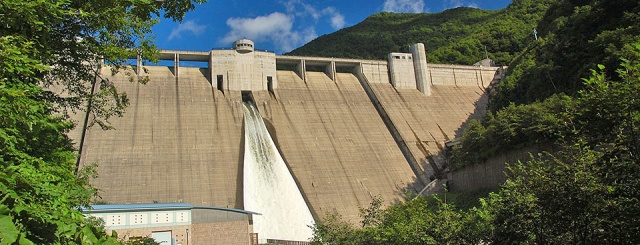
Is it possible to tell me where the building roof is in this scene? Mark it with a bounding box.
[84,203,192,212]
[192,206,261,215]
[82,203,261,215]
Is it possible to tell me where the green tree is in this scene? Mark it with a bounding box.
[488,46,640,244]
[122,236,161,245]
[311,196,493,244]
[1,0,205,127]
[451,94,572,169]
[0,0,205,244]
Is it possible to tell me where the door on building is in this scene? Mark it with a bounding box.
[152,231,174,245]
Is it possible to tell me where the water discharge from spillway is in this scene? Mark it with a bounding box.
[242,101,315,242]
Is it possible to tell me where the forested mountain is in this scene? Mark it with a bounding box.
[287,0,555,65]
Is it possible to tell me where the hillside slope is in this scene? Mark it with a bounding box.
[287,0,555,65]
[451,0,640,173]
[490,0,640,110]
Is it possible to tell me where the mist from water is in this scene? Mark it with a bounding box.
[242,102,315,242]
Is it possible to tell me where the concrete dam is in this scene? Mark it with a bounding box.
[74,39,503,240]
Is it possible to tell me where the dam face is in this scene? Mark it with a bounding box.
[73,40,504,240]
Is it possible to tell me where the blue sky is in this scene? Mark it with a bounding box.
[152,0,512,54]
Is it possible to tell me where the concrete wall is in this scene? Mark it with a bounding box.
[388,52,417,89]
[359,61,389,84]
[410,43,430,96]
[191,209,252,245]
[355,64,428,185]
[366,83,489,181]
[361,58,499,91]
[448,145,553,192]
[191,221,250,245]
[428,64,499,87]
[77,66,244,208]
[210,49,277,91]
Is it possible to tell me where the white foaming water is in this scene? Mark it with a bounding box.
[242,102,315,242]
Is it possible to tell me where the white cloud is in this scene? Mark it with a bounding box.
[383,0,425,13]
[329,12,345,30]
[168,21,206,41]
[283,0,345,30]
[220,12,318,53]
[300,27,318,44]
[221,1,346,52]
[284,0,319,19]
[323,7,345,30]
[222,12,292,43]
[444,0,479,9]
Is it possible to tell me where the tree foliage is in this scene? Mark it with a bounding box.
[454,0,640,167]
[446,0,640,240]
[489,54,640,242]
[0,0,204,244]
[451,94,571,169]
[1,0,205,128]
[490,0,640,110]
[288,0,556,65]
[311,196,493,245]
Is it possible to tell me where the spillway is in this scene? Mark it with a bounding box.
[242,101,315,242]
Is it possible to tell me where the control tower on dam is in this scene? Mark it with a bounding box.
[74,39,505,225]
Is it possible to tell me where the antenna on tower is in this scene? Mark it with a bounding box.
[484,46,489,59]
